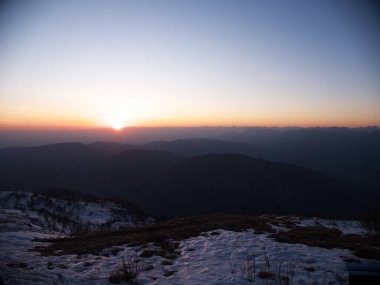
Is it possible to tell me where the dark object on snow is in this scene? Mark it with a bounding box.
[354,246,380,260]
[346,263,380,285]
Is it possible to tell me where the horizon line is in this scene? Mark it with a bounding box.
[0,124,379,131]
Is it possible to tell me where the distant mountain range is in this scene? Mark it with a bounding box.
[88,127,380,193]
[1,135,378,218]
[142,128,380,193]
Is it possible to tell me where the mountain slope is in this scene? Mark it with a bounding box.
[92,149,185,201]
[0,142,376,218]
[0,189,147,234]
[141,138,261,157]
[141,154,373,218]
[0,143,106,191]
[141,130,380,192]
[220,128,380,192]
[87,141,134,156]
[0,143,184,198]
[102,149,185,174]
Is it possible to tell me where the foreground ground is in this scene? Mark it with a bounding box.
[1,214,379,284]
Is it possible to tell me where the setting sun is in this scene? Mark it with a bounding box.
[109,121,125,131]
[97,115,132,131]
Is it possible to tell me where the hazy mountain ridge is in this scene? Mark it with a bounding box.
[88,127,380,193]
[1,127,379,218]
[140,138,261,157]
[140,129,380,192]
[238,128,380,192]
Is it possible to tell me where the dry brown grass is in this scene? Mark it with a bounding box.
[271,225,380,259]
[34,214,275,256]
[33,213,380,261]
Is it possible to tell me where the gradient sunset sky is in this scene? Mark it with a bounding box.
[0,0,379,129]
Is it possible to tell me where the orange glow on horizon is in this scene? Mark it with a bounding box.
[1,104,379,130]
[0,117,379,131]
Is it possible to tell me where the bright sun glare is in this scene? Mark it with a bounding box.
[98,115,130,131]
[109,121,125,131]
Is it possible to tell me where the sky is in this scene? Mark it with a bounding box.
[0,0,379,130]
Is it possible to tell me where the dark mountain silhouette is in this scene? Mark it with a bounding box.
[140,129,380,192]
[0,139,377,218]
[102,149,184,174]
[141,154,373,218]
[93,149,185,201]
[242,128,380,193]
[0,143,106,191]
[2,128,379,194]
[0,144,184,198]
[0,142,105,168]
[87,141,134,156]
[141,138,261,157]
[219,127,284,144]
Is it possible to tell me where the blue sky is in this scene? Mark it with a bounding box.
[0,0,379,128]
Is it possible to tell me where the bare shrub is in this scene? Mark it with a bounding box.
[229,260,236,274]
[334,271,346,285]
[283,263,296,285]
[361,205,380,234]
[108,255,144,284]
[238,252,296,285]
[89,268,100,280]
[264,253,270,268]
[240,255,256,282]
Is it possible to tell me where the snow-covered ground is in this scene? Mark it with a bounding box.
[0,191,148,234]
[291,216,368,235]
[0,215,377,285]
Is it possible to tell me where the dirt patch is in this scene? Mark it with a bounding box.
[161,260,173,266]
[163,270,176,277]
[257,271,276,279]
[304,266,315,272]
[6,262,28,269]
